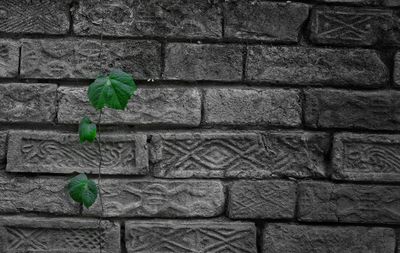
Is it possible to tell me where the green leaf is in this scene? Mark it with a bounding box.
[88,69,137,110]
[67,173,98,208]
[79,116,96,143]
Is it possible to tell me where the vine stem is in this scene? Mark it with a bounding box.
[96,110,104,253]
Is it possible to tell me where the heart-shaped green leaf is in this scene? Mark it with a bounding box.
[68,173,98,208]
[79,116,97,143]
[88,69,137,110]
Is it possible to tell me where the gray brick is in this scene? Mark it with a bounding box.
[0,40,20,78]
[228,180,296,219]
[383,0,400,6]
[21,39,161,79]
[0,83,57,123]
[246,46,388,86]
[125,220,256,253]
[313,0,380,4]
[0,0,69,34]
[332,133,400,182]
[0,216,120,253]
[163,43,243,81]
[223,1,309,42]
[305,89,400,130]
[0,132,7,169]
[73,0,221,39]
[394,52,400,86]
[150,131,329,179]
[57,87,201,126]
[298,181,400,224]
[204,88,301,126]
[263,224,396,253]
[6,131,148,175]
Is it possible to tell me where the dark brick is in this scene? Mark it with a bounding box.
[0,132,6,169]
[0,40,20,78]
[313,0,380,4]
[394,52,400,86]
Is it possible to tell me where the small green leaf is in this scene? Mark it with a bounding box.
[88,69,137,110]
[79,116,96,143]
[68,173,98,208]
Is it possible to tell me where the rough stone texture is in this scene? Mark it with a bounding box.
[394,52,400,86]
[163,43,243,81]
[305,89,400,130]
[314,0,381,4]
[0,83,57,123]
[150,131,329,179]
[298,181,400,224]
[263,224,396,253]
[204,88,301,126]
[6,131,148,175]
[0,0,70,34]
[383,0,400,6]
[228,180,296,219]
[20,39,161,79]
[223,1,309,42]
[125,220,256,253]
[0,132,6,169]
[0,40,20,78]
[73,0,222,39]
[246,46,388,86]
[0,216,120,253]
[332,133,400,182]
[58,87,201,126]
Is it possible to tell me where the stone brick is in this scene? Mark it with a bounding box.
[0,40,20,78]
[20,39,161,79]
[0,0,69,34]
[73,0,221,39]
[298,181,400,224]
[305,89,400,130]
[383,0,400,6]
[314,0,380,4]
[246,46,388,86]
[228,180,296,219]
[394,52,400,86]
[150,131,329,179]
[0,132,7,169]
[6,131,148,175]
[163,43,243,81]
[263,224,396,253]
[0,216,120,253]
[310,7,400,46]
[223,1,309,42]
[204,88,301,126]
[58,87,201,126]
[332,133,400,182]
[0,83,57,123]
[125,220,256,253]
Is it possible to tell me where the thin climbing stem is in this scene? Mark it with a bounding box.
[96,109,104,253]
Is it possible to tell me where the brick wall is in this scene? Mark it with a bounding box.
[0,0,399,252]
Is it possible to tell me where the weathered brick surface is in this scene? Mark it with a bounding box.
[0,216,120,253]
[125,220,256,253]
[163,43,243,81]
[314,0,380,4]
[20,39,161,79]
[150,131,329,179]
[204,88,301,126]
[0,40,20,78]
[58,87,201,126]
[305,89,400,130]
[298,181,400,224]
[394,52,400,86]
[263,224,396,253]
[0,132,7,169]
[73,0,221,39]
[228,180,296,219]
[7,131,148,175]
[332,133,400,182]
[223,1,309,42]
[0,83,57,123]
[384,0,400,6]
[246,46,388,86]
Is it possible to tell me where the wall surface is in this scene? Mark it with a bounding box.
[0,0,399,252]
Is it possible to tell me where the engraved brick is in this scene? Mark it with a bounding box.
[298,181,400,224]
[228,180,296,219]
[58,87,201,126]
[125,220,256,253]
[0,132,6,169]
[0,40,20,78]
[20,39,161,79]
[204,88,301,126]
[163,43,243,81]
[246,46,388,86]
[150,131,329,179]
[394,52,400,86]
[263,224,396,253]
[0,83,57,123]
[305,89,400,130]
[6,131,148,175]
[0,0,69,34]
[332,133,400,182]
[223,1,309,42]
[0,216,120,253]
[73,0,221,39]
